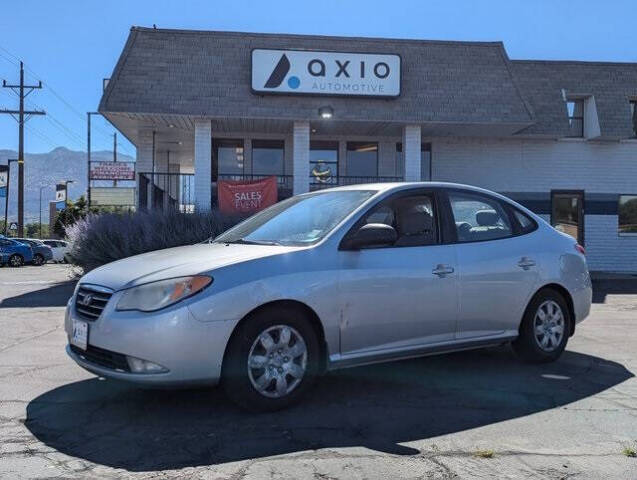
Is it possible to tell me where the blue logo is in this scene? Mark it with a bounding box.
[287,76,300,89]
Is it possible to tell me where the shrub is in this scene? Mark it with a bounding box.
[66,209,241,273]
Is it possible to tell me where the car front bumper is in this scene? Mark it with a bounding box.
[64,294,238,386]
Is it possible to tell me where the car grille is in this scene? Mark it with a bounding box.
[70,344,130,372]
[75,285,113,321]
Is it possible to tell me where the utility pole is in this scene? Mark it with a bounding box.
[39,185,46,238]
[113,132,118,187]
[3,159,17,236]
[0,61,46,237]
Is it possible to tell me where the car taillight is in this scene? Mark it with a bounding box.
[574,244,585,255]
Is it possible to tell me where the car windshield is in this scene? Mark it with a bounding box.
[214,190,376,246]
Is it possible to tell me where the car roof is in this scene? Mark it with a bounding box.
[313,181,508,198]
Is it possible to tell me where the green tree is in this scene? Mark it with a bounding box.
[53,195,94,238]
[25,222,49,238]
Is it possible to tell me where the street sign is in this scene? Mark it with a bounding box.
[55,183,67,202]
[90,161,135,181]
[0,165,7,198]
[9,222,17,231]
[90,187,135,206]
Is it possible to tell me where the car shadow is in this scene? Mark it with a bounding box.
[25,347,632,471]
[0,280,76,308]
[592,277,637,303]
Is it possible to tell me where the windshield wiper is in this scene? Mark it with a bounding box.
[221,239,281,246]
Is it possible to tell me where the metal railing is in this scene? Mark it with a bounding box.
[138,173,404,211]
[310,175,403,190]
[138,172,195,213]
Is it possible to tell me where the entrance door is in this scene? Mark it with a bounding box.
[551,191,584,245]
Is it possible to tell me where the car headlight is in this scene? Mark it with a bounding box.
[116,276,212,312]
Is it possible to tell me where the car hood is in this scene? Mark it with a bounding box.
[79,242,301,291]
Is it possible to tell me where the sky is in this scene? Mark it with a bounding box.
[0,0,636,156]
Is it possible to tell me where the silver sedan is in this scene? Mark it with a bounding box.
[65,183,592,411]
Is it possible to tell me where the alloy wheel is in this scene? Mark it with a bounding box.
[533,300,565,352]
[247,324,308,398]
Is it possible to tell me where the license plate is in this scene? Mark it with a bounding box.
[71,320,88,350]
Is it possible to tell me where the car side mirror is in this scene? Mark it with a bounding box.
[341,223,398,250]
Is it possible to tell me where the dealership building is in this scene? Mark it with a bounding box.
[99,27,637,272]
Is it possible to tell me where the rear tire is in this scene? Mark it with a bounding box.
[222,305,320,412]
[32,254,44,266]
[512,288,571,363]
[9,254,24,268]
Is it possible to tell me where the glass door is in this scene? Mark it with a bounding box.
[551,190,584,245]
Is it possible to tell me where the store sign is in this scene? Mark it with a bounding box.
[252,49,401,97]
[90,187,135,206]
[90,161,135,181]
[218,177,277,214]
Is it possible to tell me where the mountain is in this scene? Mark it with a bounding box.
[0,147,135,224]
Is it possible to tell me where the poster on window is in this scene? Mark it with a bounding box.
[218,176,277,214]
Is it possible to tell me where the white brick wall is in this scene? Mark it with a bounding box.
[432,137,637,272]
[292,121,310,194]
[194,120,212,211]
[433,137,637,193]
[585,215,637,272]
[136,130,154,208]
[402,125,421,182]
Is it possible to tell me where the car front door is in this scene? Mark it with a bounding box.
[444,189,540,339]
[337,190,458,357]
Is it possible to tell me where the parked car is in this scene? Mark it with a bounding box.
[13,238,53,266]
[0,237,34,267]
[43,239,70,263]
[65,182,592,411]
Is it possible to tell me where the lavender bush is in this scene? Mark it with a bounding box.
[65,209,241,273]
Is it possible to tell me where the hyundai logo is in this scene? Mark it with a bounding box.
[79,293,93,307]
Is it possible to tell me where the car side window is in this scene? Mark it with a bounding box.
[359,194,437,248]
[512,209,537,234]
[449,191,513,242]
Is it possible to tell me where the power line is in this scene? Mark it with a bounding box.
[0,43,135,157]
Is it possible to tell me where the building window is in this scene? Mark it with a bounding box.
[566,99,584,137]
[396,143,432,180]
[252,140,284,175]
[346,142,378,177]
[214,139,244,176]
[310,141,338,186]
[630,101,637,137]
[551,191,584,245]
[619,195,637,235]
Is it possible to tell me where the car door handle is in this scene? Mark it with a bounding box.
[518,257,536,269]
[432,264,454,277]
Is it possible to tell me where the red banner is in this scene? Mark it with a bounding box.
[218,176,278,214]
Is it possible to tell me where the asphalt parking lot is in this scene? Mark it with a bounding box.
[1,264,636,479]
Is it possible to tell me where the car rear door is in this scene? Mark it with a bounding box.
[442,189,540,339]
[337,189,459,356]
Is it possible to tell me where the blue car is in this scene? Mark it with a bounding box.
[13,238,54,266]
[0,237,34,267]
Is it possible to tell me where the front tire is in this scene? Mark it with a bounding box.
[222,305,320,412]
[9,254,24,267]
[512,288,571,363]
[32,254,44,266]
